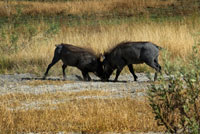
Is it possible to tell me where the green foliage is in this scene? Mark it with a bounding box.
[0,6,60,53]
[148,36,200,133]
[45,22,60,37]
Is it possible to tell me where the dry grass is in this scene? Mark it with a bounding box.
[1,0,199,74]
[26,80,74,86]
[2,19,198,74]
[0,90,111,105]
[0,0,177,17]
[0,91,165,133]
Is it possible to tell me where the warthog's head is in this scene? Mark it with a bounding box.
[92,57,105,81]
[101,53,114,81]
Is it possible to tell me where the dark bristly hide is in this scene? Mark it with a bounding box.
[102,41,162,82]
[43,43,104,81]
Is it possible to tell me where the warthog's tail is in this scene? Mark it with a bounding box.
[55,44,63,54]
[155,45,163,50]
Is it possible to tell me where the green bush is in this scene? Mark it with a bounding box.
[148,36,200,133]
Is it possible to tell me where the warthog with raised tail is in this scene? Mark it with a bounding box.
[102,41,162,82]
[43,43,104,81]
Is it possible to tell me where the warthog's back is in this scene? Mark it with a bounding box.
[58,43,98,68]
[109,41,159,54]
[61,44,96,55]
[106,41,160,64]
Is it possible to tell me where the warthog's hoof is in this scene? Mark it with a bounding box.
[42,76,46,80]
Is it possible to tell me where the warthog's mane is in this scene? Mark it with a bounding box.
[60,43,98,57]
[104,41,150,56]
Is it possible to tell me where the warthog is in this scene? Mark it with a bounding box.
[43,43,104,81]
[102,41,162,82]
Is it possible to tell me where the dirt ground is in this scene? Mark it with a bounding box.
[0,73,152,97]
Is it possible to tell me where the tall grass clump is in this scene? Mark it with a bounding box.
[148,34,200,133]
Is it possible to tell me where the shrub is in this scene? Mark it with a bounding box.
[148,36,200,133]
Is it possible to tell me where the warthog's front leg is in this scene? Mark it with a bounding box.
[81,71,91,81]
[114,67,123,82]
[128,64,138,81]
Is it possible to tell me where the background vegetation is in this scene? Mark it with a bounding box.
[1,0,200,75]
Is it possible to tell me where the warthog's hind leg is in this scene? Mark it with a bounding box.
[62,64,67,80]
[81,71,91,81]
[43,55,60,79]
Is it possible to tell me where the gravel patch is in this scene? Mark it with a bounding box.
[0,73,154,111]
[0,73,152,96]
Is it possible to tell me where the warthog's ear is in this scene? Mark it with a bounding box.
[99,53,105,62]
